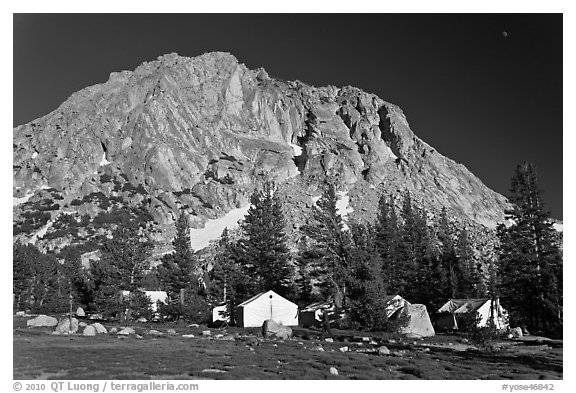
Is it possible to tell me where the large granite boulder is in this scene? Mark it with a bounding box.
[83,325,97,336]
[54,317,79,334]
[399,304,435,338]
[27,315,58,327]
[261,319,292,339]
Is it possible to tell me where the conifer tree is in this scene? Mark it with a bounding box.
[497,162,562,331]
[236,182,294,297]
[294,236,320,307]
[455,229,478,297]
[437,207,459,298]
[158,213,197,297]
[375,195,401,293]
[209,227,248,324]
[301,183,352,308]
[91,210,152,319]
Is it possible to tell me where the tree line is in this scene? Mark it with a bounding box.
[13,162,562,335]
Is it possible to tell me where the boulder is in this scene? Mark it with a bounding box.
[91,323,107,334]
[27,315,58,327]
[79,322,87,327]
[400,304,435,338]
[261,319,292,339]
[147,329,164,336]
[182,334,195,338]
[167,329,178,335]
[201,330,211,336]
[108,327,118,334]
[324,338,334,343]
[83,325,97,336]
[76,307,85,317]
[54,317,79,334]
[137,317,147,323]
[510,327,523,338]
[16,311,26,316]
[330,367,339,376]
[378,346,390,355]
[117,327,135,335]
[188,323,200,328]
[339,346,349,352]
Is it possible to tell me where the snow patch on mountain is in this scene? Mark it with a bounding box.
[100,152,110,166]
[13,185,51,207]
[290,143,303,156]
[189,204,251,250]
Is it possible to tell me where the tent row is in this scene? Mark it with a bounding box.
[213,291,509,335]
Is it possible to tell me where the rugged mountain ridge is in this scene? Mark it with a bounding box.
[13,52,509,254]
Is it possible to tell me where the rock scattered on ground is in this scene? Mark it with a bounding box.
[92,323,107,334]
[182,334,195,338]
[167,329,177,335]
[378,346,390,356]
[201,330,211,336]
[117,327,135,335]
[339,346,349,352]
[147,329,164,336]
[83,325,96,336]
[27,315,58,328]
[54,317,79,334]
[330,367,339,376]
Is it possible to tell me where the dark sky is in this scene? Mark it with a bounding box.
[13,14,563,219]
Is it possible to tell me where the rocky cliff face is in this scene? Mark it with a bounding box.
[13,52,509,255]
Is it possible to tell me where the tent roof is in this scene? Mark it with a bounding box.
[237,290,296,307]
[301,301,334,312]
[438,298,490,313]
[382,294,410,305]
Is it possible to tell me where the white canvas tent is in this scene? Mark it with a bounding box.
[437,298,508,330]
[235,290,299,328]
[121,290,168,312]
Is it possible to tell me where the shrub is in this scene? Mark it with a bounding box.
[463,312,499,351]
[156,289,211,323]
[127,290,155,321]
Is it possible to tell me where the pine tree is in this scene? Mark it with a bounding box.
[437,207,459,298]
[91,210,152,319]
[209,227,248,324]
[158,213,198,297]
[497,162,562,332]
[396,193,438,305]
[455,229,478,297]
[156,213,210,322]
[375,195,401,293]
[236,182,294,297]
[301,183,353,308]
[294,236,320,307]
